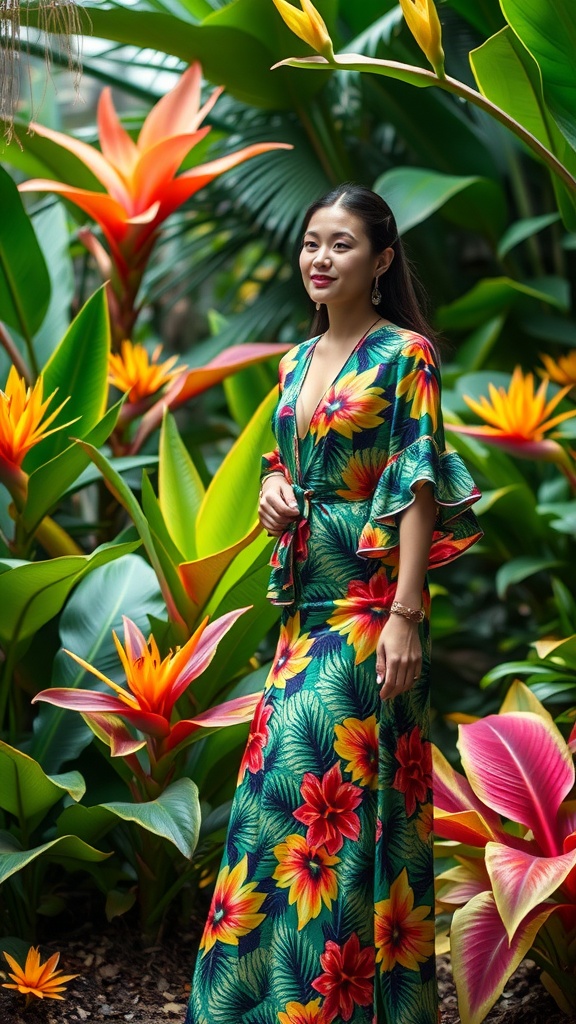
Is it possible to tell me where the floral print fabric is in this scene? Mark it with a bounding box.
[187,325,482,1024]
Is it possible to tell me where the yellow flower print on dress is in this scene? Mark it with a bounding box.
[265,611,315,690]
[278,998,328,1024]
[273,833,339,930]
[310,367,389,442]
[200,855,266,955]
[334,715,379,789]
[374,867,435,972]
[396,363,439,431]
[327,572,396,664]
[335,448,387,500]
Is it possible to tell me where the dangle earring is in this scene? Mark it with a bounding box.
[315,302,321,311]
[371,276,381,306]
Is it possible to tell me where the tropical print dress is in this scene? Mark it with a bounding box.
[186,324,482,1024]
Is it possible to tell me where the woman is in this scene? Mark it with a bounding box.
[186,184,482,1024]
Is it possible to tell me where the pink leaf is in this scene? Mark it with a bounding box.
[170,606,250,703]
[433,808,501,848]
[436,858,491,907]
[485,841,576,940]
[32,687,170,739]
[81,712,146,757]
[450,892,557,1024]
[458,713,574,855]
[166,692,260,751]
[432,745,503,831]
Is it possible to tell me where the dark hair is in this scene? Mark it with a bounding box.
[301,183,438,347]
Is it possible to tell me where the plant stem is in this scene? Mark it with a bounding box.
[0,322,31,383]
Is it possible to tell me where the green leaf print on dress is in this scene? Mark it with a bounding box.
[187,324,482,1024]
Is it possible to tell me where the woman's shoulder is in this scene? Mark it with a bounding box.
[371,324,439,366]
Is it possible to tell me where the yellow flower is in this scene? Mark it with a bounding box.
[399,0,445,77]
[539,351,576,389]
[374,868,435,972]
[311,367,389,443]
[272,0,335,60]
[0,366,73,476]
[273,833,339,930]
[265,611,315,689]
[2,946,79,1005]
[200,855,266,954]
[334,715,379,790]
[108,341,184,403]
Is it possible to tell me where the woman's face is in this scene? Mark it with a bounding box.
[299,204,392,311]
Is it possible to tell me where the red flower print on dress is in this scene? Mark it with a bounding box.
[278,998,328,1024]
[273,834,339,930]
[334,715,379,790]
[237,695,273,781]
[326,571,396,664]
[374,867,434,972]
[311,932,375,1022]
[293,762,363,854]
[392,726,432,817]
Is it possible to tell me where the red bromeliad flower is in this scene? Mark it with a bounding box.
[32,610,258,761]
[311,932,375,1022]
[327,571,397,664]
[392,725,433,817]
[19,63,291,343]
[237,695,273,781]
[293,762,363,854]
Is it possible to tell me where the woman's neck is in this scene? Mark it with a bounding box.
[322,303,382,346]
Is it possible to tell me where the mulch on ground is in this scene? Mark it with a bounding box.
[0,910,572,1024]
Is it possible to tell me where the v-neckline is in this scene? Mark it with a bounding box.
[294,323,392,441]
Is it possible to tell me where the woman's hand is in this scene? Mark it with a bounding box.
[258,474,301,535]
[376,614,422,700]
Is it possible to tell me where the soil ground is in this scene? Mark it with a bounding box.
[0,909,573,1024]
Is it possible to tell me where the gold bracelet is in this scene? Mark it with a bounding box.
[259,472,284,498]
[390,600,424,623]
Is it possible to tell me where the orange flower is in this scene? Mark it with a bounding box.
[265,611,315,689]
[278,998,328,1024]
[200,855,266,954]
[273,833,339,930]
[398,0,445,77]
[415,802,434,844]
[0,366,74,493]
[333,715,379,790]
[311,368,389,442]
[108,341,184,403]
[539,351,576,389]
[396,362,439,431]
[449,366,576,471]
[327,571,396,664]
[335,449,387,500]
[374,867,435,972]
[2,946,78,1005]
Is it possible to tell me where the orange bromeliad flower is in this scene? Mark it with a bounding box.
[32,609,258,756]
[333,715,379,790]
[273,833,339,930]
[311,368,389,443]
[449,366,576,466]
[392,726,433,817]
[200,855,266,955]
[539,350,576,389]
[335,449,387,500]
[311,932,375,1022]
[293,762,363,854]
[374,867,435,972]
[108,341,184,403]
[327,571,397,664]
[265,611,315,689]
[0,366,73,493]
[278,997,328,1024]
[2,946,78,1005]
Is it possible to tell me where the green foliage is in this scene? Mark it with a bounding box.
[0,168,50,348]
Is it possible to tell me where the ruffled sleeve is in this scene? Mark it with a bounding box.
[356,334,482,568]
[260,445,290,486]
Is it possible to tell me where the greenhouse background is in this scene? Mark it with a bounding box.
[1,0,576,1021]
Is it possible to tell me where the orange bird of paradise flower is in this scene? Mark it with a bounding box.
[448,366,576,485]
[32,610,259,759]
[108,340,184,405]
[374,867,435,972]
[538,350,576,390]
[2,947,79,1006]
[0,366,75,502]
[19,63,291,342]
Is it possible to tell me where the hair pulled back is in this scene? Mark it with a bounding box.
[301,183,437,345]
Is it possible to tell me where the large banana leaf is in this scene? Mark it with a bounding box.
[0,166,50,342]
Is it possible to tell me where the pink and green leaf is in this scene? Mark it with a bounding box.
[436,858,491,908]
[433,808,502,848]
[485,841,576,940]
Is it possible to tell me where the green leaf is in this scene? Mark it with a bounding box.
[31,201,76,368]
[0,740,84,826]
[501,0,576,150]
[140,472,195,617]
[196,386,276,555]
[0,165,50,339]
[455,316,505,372]
[25,288,111,472]
[0,832,110,885]
[373,167,507,241]
[29,554,165,773]
[159,412,205,561]
[101,778,201,859]
[437,277,566,331]
[0,541,140,648]
[22,402,121,535]
[496,556,562,600]
[497,213,561,259]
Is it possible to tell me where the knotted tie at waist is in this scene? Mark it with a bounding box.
[267,483,314,606]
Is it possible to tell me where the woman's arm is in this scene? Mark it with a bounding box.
[376,482,436,700]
